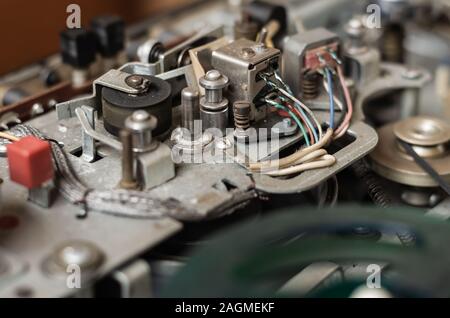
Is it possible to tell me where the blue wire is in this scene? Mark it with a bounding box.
[324,68,335,129]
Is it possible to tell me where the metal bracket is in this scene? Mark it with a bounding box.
[28,180,54,208]
[56,65,199,120]
[79,106,97,163]
[252,121,379,194]
[355,63,431,120]
[112,259,152,298]
[75,107,123,151]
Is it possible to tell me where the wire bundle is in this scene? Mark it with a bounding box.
[250,54,353,177]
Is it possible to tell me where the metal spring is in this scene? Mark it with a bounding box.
[302,71,320,100]
[352,159,416,246]
[233,101,251,130]
[380,23,405,63]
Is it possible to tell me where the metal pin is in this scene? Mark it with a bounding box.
[316,53,327,66]
[181,87,200,134]
[119,129,139,190]
[257,27,268,44]
[327,49,343,65]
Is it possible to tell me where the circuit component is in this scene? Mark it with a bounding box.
[211,38,280,121]
[283,28,340,98]
[91,15,125,59]
[0,0,446,300]
[60,28,97,69]
[6,136,53,189]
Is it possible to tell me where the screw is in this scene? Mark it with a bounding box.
[45,240,104,275]
[31,103,44,116]
[241,47,256,59]
[283,117,292,128]
[47,99,58,108]
[402,68,422,80]
[126,75,150,91]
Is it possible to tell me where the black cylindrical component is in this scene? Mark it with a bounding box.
[91,15,125,58]
[0,86,29,106]
[380,23,405,63]
[60,28,97,69]
[102,75,172,137]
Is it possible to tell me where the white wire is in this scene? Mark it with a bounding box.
[264,155,336,177]
[277,86,324,140]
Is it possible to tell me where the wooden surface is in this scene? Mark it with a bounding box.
[0,0,192,75]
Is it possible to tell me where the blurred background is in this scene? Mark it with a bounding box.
[0,0,195,75]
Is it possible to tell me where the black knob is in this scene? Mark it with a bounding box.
[91,15,125,58]
[60,28,97,69]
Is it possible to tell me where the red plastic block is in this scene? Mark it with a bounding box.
[6,136,54,189]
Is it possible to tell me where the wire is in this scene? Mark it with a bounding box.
[322,77,348,140]
[249,128,333,172]
[283,101,315,145]
[253,73,337,177]
[266,99,311,147]
[270,73,321,143]
[323,68,335,129]
[274,87,322,142]
[334,65,353,138]
[263,154,336,176]
[323,78,343,111]
[399,140,450,196]
[0,132,20,142]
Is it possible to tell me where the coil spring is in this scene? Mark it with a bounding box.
[302,71,320,100]
[380,23,405,63]
[352,159,416,246]
[233,101,251,130]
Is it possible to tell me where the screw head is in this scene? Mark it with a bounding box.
[126,75,150,90]
[31,103,44,116]
[46,240,104,274]
[402,68,422,80]
[241,47,256,59]
[283,117,292,128]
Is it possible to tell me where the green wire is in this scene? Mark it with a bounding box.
[265,76,319,144]
[266,100,311,147]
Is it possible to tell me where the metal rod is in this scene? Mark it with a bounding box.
[119,129,139,190]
